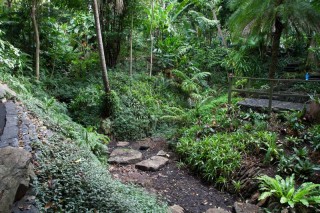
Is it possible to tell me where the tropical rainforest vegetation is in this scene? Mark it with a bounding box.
[1,0,320,212]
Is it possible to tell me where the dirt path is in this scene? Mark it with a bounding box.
[108,138,236,213]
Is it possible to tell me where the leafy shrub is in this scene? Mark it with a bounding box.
[254,131,282,164]
[309,125,320,151]
[69,84,104,126]
[33,136,167,212]
[111,95,154,140]
[0,28,31,73]
[278,147,316,180]
[257,174,320,210]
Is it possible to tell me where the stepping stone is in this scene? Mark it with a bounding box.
[116,141,130,147]
[206,208,230,213]
[138,138,152,150]
[234,202,262,213]
[136,156,169,171]
[108,148,142,164]
[168,205,184,213]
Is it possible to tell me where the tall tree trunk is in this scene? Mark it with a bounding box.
[93,0,111,93]
[269,16,283,79]
[31,0,40,81]
[306,33,317,68]
[212,8,227,48]
[149,0,154,76]
[130,15,133,77]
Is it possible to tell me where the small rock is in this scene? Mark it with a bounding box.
[157,150,169,157]
[136,156,169,171]
[206,208,230,213]
[281,209,289,213]
[108,148,142,164]
[168,205,184,213]
[138,138,152,150]
[234,202,262,213]
[116,141,130,147]
[256,197,268,207]
[249,191,260,204]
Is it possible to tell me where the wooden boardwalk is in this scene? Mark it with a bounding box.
[238,98,309,111]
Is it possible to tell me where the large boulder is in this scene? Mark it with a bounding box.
[0,147,34,213]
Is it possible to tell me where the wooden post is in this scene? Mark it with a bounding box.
[268,80,274,113]
[247,78,252,98]
[228,74,233,105]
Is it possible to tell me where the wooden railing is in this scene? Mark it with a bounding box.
[228,74,320,112]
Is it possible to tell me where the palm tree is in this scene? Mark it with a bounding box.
[229,0,320,79]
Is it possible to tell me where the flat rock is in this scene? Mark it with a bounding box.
[108,148,142,164]
[0,147,35,213]
[116,141,130,147]
[138,138,152,150]
[206,208,230,213]
[136,156,169,171]
[168,205,184,213]
[234,202,261,213]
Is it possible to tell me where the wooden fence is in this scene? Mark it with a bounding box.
[228,75,320,112]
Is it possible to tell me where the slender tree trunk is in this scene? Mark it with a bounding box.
[212,8,227,48]
[269,17,283,79]
[7,0,12,8]
[149,0,154,76]
[93,0,111,93]
[31,0,40,81]
[130,15,133,77]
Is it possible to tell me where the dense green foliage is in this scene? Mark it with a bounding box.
[1,0,320,211]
